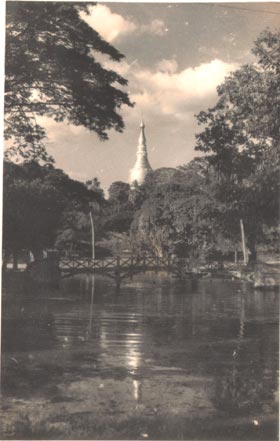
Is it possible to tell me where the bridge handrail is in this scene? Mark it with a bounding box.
[59,255,178,270]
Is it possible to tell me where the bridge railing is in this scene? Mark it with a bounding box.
[59,255,177,271]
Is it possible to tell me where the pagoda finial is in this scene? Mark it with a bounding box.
[140,111,145,128]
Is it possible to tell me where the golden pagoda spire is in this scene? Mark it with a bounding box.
[129,120,152,185]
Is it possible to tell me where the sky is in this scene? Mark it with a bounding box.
[39,2,280,193]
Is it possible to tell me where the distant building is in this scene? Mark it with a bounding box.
[129,120,152,186]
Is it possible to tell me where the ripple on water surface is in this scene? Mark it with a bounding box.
[1,273,279,440]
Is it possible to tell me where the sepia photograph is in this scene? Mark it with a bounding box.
[1,1,280,440]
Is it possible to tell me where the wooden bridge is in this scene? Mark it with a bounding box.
[26,254,187,286]
[59,255,180,283]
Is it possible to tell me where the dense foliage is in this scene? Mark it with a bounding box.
[194,29,280,261]
[5,1,133,162]
[2,161,106,266]
[130,163,231,260]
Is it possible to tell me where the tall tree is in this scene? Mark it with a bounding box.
[5,1,133,162]
[108,181,130,213]
[196,29,280,177]
[195,29,280,261]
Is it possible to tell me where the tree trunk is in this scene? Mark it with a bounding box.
[247,235,257,264]
[89,210,95,260]
[240,219,248,265]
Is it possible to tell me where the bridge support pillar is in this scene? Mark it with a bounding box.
[115,270,121,289]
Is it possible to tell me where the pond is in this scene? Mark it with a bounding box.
[1,272,279,440]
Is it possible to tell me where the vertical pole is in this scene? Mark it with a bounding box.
[234,250,238,264]
[240,219,247,265]
[89,210,95,260]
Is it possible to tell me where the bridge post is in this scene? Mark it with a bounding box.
[114,269,121,289]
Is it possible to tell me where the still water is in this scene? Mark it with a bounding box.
[1,272,279,440]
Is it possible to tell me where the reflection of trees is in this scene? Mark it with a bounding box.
[87,275,95,339]
[51,275,98,347]
[211,291,278,415]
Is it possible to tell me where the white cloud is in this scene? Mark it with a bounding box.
[97,55,237,120]
[80,4,136,42]
[121,58,237,117]
[80,5,168,42]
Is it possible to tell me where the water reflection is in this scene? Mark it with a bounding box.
[87,275,95,338]
[1,273,279,440]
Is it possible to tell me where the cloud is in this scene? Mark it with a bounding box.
[80,4,136,42]
[80,5,168,42]
[156,58,178,74]
[140,19,166,36]
[38,56,237,150]
[107,57,237,119]
[137,58,236,98]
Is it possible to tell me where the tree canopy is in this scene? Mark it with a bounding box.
[108,181,131,212]
[5,1,133,162]
[130,163,222,259]
[195,29,279,176]
[194,29,280,260]
[3,161,106,263]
